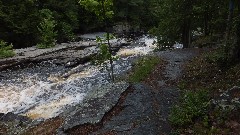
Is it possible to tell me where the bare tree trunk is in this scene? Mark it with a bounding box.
[231,15,240,63]
[226,1,240,63]
[182,19,191,48]
[204,10,210,36]
[181,1,193,48]
[107,32,114,81]
[226,0,234,43]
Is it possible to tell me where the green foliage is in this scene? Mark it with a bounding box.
[0,40,15,58]
[40,0,79,42]
[114,0,157,30]
[129,56,160,82]
[205,48,229,69]
[169,90,210,127]
[174,50,240,134]
[79,0,114,21]
[94,36,112,65]
[93,35,118,80]
[0,0,233,50]
[37,9,57,49]
[151,0,228,48]
[150,0,192,47]
[0,0,80,47]
[78,6,103,32]
[192,36,212,48]
[192,0,228,34]
[0,0,40,48]
[59,22,75,42]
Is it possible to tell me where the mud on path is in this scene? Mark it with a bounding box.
[64,48,204,135]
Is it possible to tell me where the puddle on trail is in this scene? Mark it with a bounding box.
[0,35,157,119]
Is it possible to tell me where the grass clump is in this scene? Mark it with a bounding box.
[169,90,210,127]
[0,40,15,59]
[129,56,160,82]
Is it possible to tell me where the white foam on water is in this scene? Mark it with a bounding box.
[0,64,114,119]
[0,75,91,119]
[173,42,184,49]
[25,93,86,119]
[0,35,157,119]
[117,35,157,56]
[138,35,157,48]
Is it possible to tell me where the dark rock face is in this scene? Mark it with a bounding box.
[0,112,29,122]
[93,84,163,134]
[0,113,4,118]
[89,84,179,135]
[0,112,32,135]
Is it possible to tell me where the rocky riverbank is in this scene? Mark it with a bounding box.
[0,37,130,71]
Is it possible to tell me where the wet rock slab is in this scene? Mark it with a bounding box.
[94,84,159,135]
[58,81,130,133]
[0,112,32,135]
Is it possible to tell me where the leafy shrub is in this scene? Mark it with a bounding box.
[129,56,160,82]
[37,9,57,49]
[192,36,212,48]
[0,40,15,58]
[93,41,111,66]
[58,22,75,42]
[92,34,118,81]
[169,90,210,127]
[205,48,230,70]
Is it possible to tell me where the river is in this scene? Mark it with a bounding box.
[0,35,157,120]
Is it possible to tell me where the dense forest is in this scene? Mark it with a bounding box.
[1,0,239,62]
[1,0,240,134]
[0,0,235,46]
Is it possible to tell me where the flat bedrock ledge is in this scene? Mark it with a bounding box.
[0,39,130,71]
[58,81,130,133]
